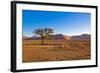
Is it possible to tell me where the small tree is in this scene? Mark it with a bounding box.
[33,28,54,45]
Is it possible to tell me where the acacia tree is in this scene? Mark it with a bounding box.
[33,28,54,45]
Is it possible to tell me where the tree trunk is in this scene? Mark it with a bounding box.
[41,36,44,45]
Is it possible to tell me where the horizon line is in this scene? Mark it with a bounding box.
[23,33,91,37]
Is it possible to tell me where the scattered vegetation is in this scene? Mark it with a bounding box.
[22,28,90,63]
[22,40,90,62]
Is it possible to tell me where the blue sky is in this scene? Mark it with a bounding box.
[22,10,91,37]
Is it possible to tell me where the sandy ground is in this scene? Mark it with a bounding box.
[22,40,91,63]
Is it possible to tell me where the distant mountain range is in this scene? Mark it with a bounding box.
[71,34,90,40]
[23,36,29,39]
[23,34,90,41]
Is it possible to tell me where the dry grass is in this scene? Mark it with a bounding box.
[22,40,91,63]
